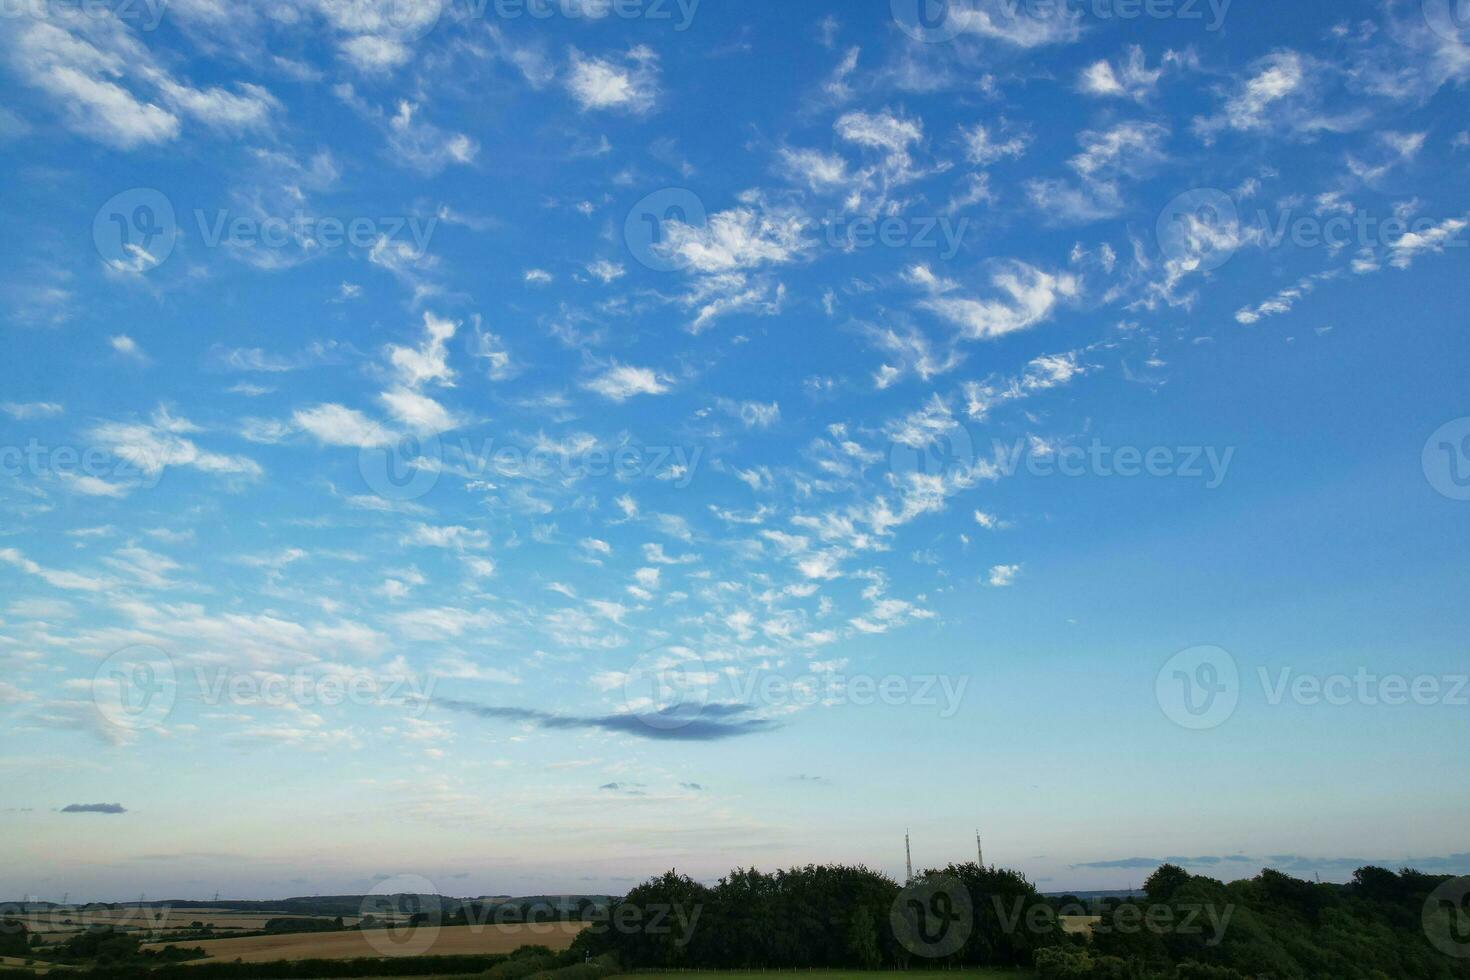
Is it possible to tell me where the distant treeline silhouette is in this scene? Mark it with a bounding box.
[569,861,1062,969]
[570,861,1470,979]
[1035,863,1470,979]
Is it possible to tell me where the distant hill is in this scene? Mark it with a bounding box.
[2,895,615,917]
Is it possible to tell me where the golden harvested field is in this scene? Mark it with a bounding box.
[1059,914,1102,935]
[144,923,589,963]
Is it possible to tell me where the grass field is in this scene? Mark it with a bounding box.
[144,923,590,962]
[619,972,1033,979]
[342,973,1035,980]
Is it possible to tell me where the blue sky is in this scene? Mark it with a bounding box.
[2,0,1470,901]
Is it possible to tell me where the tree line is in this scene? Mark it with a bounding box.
[1037,863,1470,979]
[569,861,1064,969]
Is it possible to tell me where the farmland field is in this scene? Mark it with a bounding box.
[25,906,367,935]
[144,923,590,962]
[1058,914,1101,935]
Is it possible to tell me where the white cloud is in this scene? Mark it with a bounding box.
[91,406,261,479]
[660,202,808,275]
[0,547,112,592]
[1077,46,1188,100]
[987,563,1021,587]
[61,473,131,498]
[378,387,459,434]
[110,335,148,362]
[470,324,513,381]
[386,100,477,174]
[1,402,63,420]
[402,524,489,551]
[586,259,626,284]
[293,404,389,448]
[7,8,277,148]
[948,0,1083,47]
[584,363,671,401]
[1025,121,1168,223]
[1192,51,1362,144]
[917,262,1080,340]
[718,399,781,428]
[1390,216,1468,269]
[777,147,852,191]
[388,311,458,388]
[565,46,659,114]
[963,348,1089,419]
[961,123,1029,165]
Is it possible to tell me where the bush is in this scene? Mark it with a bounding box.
[481,953,556,980]
[520,954,618,980]
[0,920,28,959]
[1035,945,1095,979]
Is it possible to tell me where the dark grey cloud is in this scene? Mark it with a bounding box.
[790,774,828,784]
[61,803,126,814]
[679,782,704,791]
[598,782,646,795]
[426,697,779,741]
[1071,854,1470,875]
[1070,856,1256,871]
[1071,857,1166,870]
[1267,853,1470,874]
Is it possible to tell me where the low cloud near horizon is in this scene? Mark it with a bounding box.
[61,803,127,814]
[1072,853,1470,875]
[425,697,780,741]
